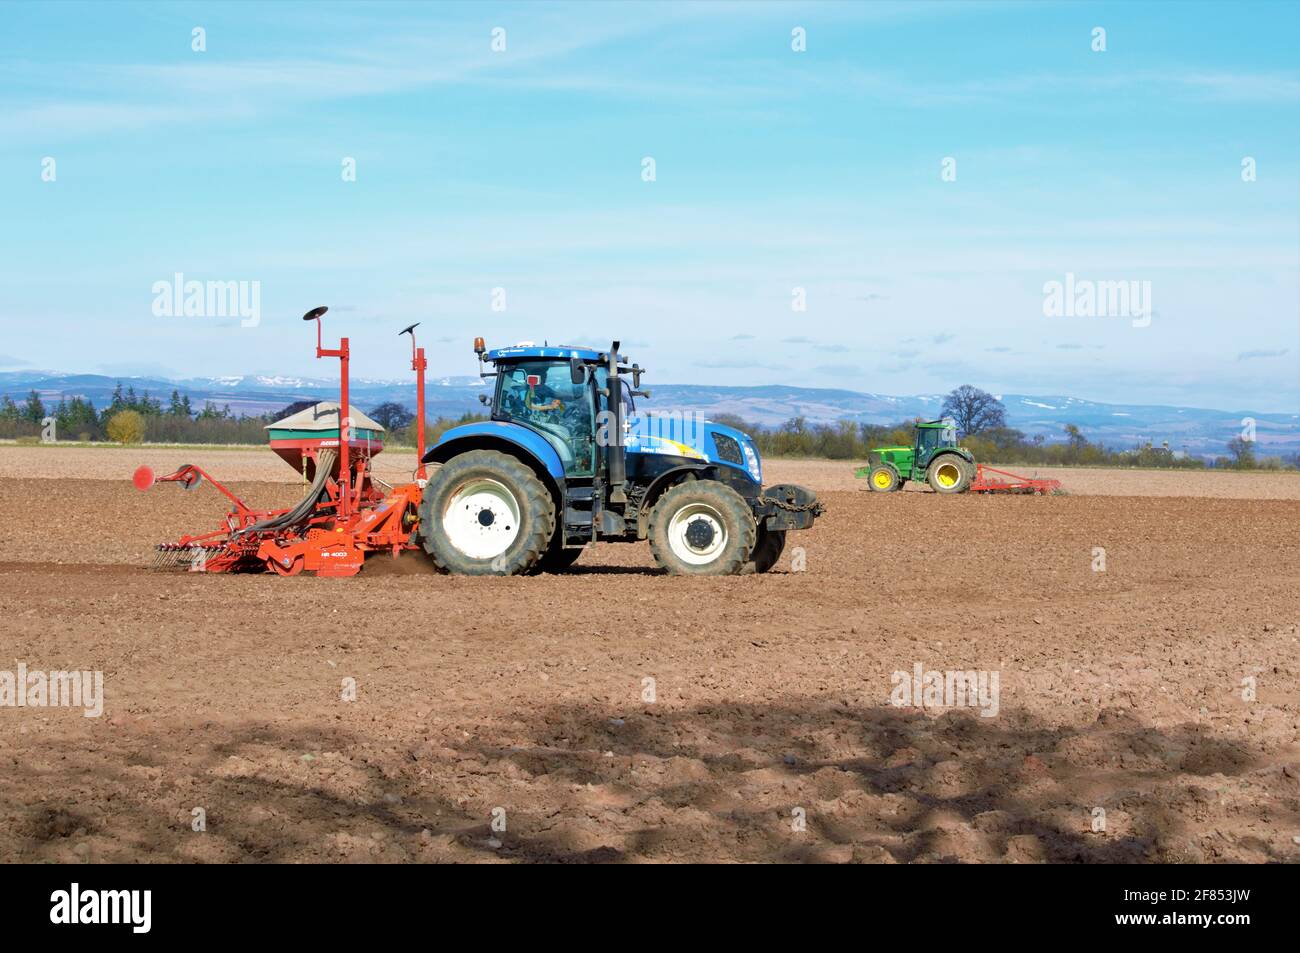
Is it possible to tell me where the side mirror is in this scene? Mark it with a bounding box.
[570,356,585,385]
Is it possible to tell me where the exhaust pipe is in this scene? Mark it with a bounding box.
[605,341,627,504]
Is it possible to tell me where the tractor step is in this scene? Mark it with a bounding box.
[564,506,593,526]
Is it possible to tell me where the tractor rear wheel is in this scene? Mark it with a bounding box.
[743,526,786,574]
[927,455,973,494]
[648,480,756,576]
[419,449,554,575]
[867,463,902,492]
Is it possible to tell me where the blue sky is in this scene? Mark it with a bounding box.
[1,0,1297,411]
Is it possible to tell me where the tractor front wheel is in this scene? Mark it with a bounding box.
[419,450,555,575]
[867,463,902,492]
[649,480,756,576]
[927,455,973,494]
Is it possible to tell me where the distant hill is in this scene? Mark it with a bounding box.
[2,370,1296,458]
[645,386,1300,458]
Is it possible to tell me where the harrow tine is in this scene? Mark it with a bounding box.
[152,544,205,571]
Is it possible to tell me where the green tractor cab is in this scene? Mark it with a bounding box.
[855,420,976,494]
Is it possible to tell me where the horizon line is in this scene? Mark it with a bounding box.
[1,366,1297,419]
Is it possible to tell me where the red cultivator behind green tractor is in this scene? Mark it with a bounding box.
[855,420,1062,495]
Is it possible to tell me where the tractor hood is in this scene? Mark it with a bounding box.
[625,413,762,483]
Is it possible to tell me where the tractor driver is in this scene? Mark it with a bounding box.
[499,366,566,417]
[526,378,565,414]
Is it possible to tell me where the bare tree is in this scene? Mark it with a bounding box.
[368,401,415,431]
[1226,435,1255,469]
[940,385,1007,436]
[1063,423,1088,463]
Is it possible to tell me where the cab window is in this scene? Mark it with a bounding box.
[496,361,595,477]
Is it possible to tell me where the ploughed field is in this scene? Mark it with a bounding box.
[0,447,1297,863]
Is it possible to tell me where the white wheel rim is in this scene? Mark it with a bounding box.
[667,502,728,566]
[442,478,521,560]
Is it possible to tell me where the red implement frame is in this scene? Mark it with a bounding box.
[970,464,1062,495]
[136,307,429,576]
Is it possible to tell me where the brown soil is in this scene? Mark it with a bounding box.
[4,446,1298,499]
[0,449,1297,863]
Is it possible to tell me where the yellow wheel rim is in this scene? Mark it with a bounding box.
[873,471,892,489]
[936,463,960,488]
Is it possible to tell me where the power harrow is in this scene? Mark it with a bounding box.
[137,307,429,576]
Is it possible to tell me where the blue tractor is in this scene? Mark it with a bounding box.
[418,340,822,575]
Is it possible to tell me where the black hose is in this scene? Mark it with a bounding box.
[233,448,338,537]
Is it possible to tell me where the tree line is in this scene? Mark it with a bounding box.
[1,383,1291,470]
[0,384,268,443]
[0,385,487,448]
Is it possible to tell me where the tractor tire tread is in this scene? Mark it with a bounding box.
[741,526,786,574]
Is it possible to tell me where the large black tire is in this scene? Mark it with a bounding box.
[419,450,554,575]
[867,463,902,492]
[648,480,756,576]
[743,526,786,574]
[927,454,973,494]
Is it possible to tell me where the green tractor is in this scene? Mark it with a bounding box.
[856,420,976,494]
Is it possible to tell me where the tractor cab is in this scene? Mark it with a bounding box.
[475,342,646,481]
[493,355,601,477]
[913,420,959,471]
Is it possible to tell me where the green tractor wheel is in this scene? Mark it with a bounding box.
[927,455,973,494]
[867,463,902,493]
